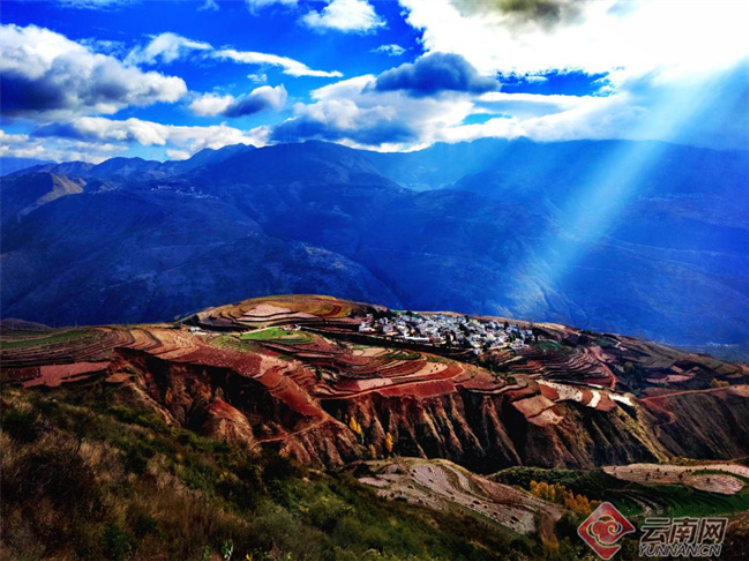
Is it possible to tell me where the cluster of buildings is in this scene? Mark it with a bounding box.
[358,312,536,353]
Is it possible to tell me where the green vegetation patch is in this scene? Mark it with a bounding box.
[426,355,451,364]
[692,469,749,487]
[212,335,261,353]
[2,387,534,561]
[241,328,314,345]
[386,351,421,361]
[534,340,565,352]
[494,466,749,519]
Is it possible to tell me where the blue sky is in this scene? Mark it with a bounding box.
[1,0,747,162]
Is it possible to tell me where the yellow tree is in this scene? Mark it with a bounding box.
[385,432,394,455]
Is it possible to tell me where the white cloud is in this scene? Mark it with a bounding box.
[269,68,717,151]
[189,94,235,117]
[280,74,627,151]
[245,0,384,33]
[245,0,298,13]
[166,149,192,160]
[8,1,744,158]
[247,73,268,83]
[124,32,341,79]
[0,128,124,163]
[198,0,220,11]
[372,44,406,57]
[264,0,742,151]
[189,85,287,117]
[440,93,639,145]
[0,24,187,120]
[302,0,385,33]
[399,0,749,84]
[16,115,274,162]
[35,116,269,155]
[310,75,375,101]
[57,0,135,9]
[216,48,342,77]
[0,130,47,160]
[0,130,29,146]
[126,32,212,65]
[271,74,474,150]
[520,95,642,143]
[478,91,599,119]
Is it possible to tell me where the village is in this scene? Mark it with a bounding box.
[358,311,537,353]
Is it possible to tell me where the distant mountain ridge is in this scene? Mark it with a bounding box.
[1,139,747,345]
[6,143,258,186]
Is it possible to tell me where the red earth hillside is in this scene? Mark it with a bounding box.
[3,294,749,472]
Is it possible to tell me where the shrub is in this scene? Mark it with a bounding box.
[102,522,134,561]
[2,407,43,443]
[306,494,353,533]
[122,442,156,475]
[2,445,99,515]
[127,508,159,539]
[1,389,556,561]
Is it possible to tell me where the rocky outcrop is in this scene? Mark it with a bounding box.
[109,345,749,473]
[115,347,363,466]
[320,388,666,473]
[640,386,749,460]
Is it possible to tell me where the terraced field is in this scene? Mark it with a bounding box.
[604,463,749,495]
[193,294,370,330]
[494,465,749,519]
[0,328,94,350]
[2,294,748,472]
[357,458,562,540]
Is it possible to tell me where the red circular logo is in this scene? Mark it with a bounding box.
[578,502,636,560]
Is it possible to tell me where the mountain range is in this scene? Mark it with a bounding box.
[1,138,747,346]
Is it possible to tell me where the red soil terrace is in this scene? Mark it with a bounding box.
[2,295,748,470]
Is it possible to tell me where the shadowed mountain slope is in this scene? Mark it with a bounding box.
[1,139,747,345]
